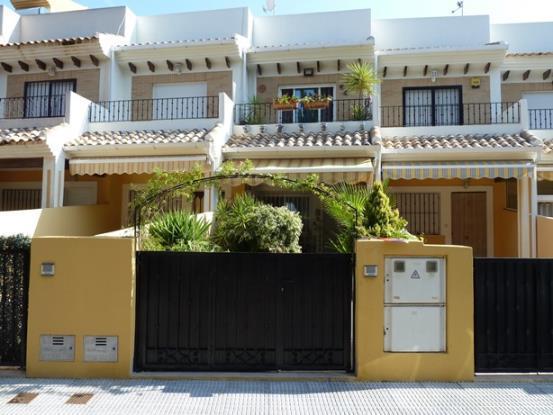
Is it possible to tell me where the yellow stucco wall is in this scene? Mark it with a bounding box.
[26,237,135,379]
[33,205,119,236]
[355,239,474,381]
[492,181,518,257]
[537,215,553,258]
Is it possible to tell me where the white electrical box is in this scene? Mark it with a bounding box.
[384,306,446,352]
[84,336,118,362]
[40,335,75,361]
[384,257,445,304]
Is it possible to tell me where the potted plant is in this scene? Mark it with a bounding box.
[272,95,299,110]
[341,61,379,120]
[301,95,332,110]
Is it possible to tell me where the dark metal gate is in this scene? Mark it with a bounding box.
[0,247,30,367]
[135,252,353,372]
[474,258,553,373]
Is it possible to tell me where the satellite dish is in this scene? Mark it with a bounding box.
[263,0,275,14]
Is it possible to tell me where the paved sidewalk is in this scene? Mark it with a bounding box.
[1,378,553,414]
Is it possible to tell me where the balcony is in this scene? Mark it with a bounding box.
[234,98,373,126]
[529,109,553,130]
[89,96,220,123]
[0,95,67,120]
[380,102,521,128]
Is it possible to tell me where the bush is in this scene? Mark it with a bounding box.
[212,194,303,253]
[0,234,31,250]
[145,211,215,252]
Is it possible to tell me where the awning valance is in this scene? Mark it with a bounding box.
[382,160,534,180]
[229,158,373,184]
[69,155,209,176]
[538,166,553,181]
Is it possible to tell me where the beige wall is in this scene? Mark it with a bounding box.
[502,82,553,103]
[538,215,553,258]
[381,76,491,107]
[132,71,233,100]
[256,74,348,102]
[26,237,135,378]
[355,239,474,381]
[7,69,101,102]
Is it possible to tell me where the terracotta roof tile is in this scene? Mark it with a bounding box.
[67,129,210,147]
[225,130,372,149]
[0,127,48,145]
[379,131,541,151]
[0,35,98,48]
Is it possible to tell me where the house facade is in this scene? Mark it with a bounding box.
[0,0,551,257]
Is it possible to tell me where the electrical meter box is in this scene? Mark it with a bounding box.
[40,335,75,361]
[384,257,445,304]
[384,306,446,352]
[84,336,118,362]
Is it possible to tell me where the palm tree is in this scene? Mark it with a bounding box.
[341,61,379,120]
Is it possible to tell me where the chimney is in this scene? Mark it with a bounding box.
[11,0,87,13]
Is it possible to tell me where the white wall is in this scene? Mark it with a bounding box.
[253,9,371,47]
[18,6,129,41]
[134,7,249,44]
[373,15,490,50]
[492,22,553,53]
[0,5,20,43]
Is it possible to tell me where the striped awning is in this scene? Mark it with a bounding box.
[69,155,209,176]
[382,160,534,180]
[229,158,373,184]
[538,166,553,181]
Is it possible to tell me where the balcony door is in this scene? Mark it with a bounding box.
[279,86,334,124]
[403,86,462,127]
[24,79,76,118]
[152,82,207,119]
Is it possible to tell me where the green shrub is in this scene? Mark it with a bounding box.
[145,211,214,252]
[212,194,302,253]
[0,234,31,250]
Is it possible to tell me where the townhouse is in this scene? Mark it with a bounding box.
[0,0,551,257]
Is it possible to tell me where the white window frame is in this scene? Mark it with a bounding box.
[278,84,336,123]
[388,186,494,256]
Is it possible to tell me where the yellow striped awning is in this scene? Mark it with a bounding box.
[538,166,553,181]
[69,155,209,176]
[382,160,534,180]
[229,158,373,185]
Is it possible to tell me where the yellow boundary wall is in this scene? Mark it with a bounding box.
[355,239,474,381]
[26,237,135,378]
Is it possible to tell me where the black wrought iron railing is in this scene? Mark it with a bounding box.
[89,96,219,123]
[380,102,521,128]
[529,109,553,129]
[234,98,373,125]
[0,95,67,119]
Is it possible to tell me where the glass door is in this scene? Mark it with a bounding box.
[403,87,462,126]
[278,86,334,124]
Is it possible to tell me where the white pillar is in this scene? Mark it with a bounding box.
[489,68,502,124]
[518,177,531,258]
[41,157,54,208]
[204,186,218,213]
[531,167,538,258]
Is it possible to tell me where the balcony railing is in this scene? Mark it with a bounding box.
[0,95,67,119]
[380,102,521,128]
[529,109,553,129]
[234,98,373,125]
[89,96,220,123]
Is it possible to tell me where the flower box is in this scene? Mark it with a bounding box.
[272,103,297,111]
[303,101,330,110]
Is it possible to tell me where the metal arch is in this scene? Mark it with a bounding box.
[132,172,361,250]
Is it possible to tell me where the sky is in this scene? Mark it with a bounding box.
[1,0,552,23]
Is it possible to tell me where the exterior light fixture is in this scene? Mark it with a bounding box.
[431,70,438,83]
[303,68,314,77]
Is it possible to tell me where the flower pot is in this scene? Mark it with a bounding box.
[303,101,330,110]
[272,103,297,110]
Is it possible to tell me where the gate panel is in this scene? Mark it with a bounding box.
[474,258,553,373]
[135,252,353,372]
[0,248,30,367]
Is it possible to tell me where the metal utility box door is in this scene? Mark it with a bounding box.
[384,257,445,304]
[384,306,446,352]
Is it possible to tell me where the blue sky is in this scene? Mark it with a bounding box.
[1,0,552,22]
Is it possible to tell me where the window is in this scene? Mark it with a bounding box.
[393,192,441,235]
[1,189,41,211]
[403,87,462,127]
[24,79,76,118]
[505,179,518,210]
[279,86,334,123]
